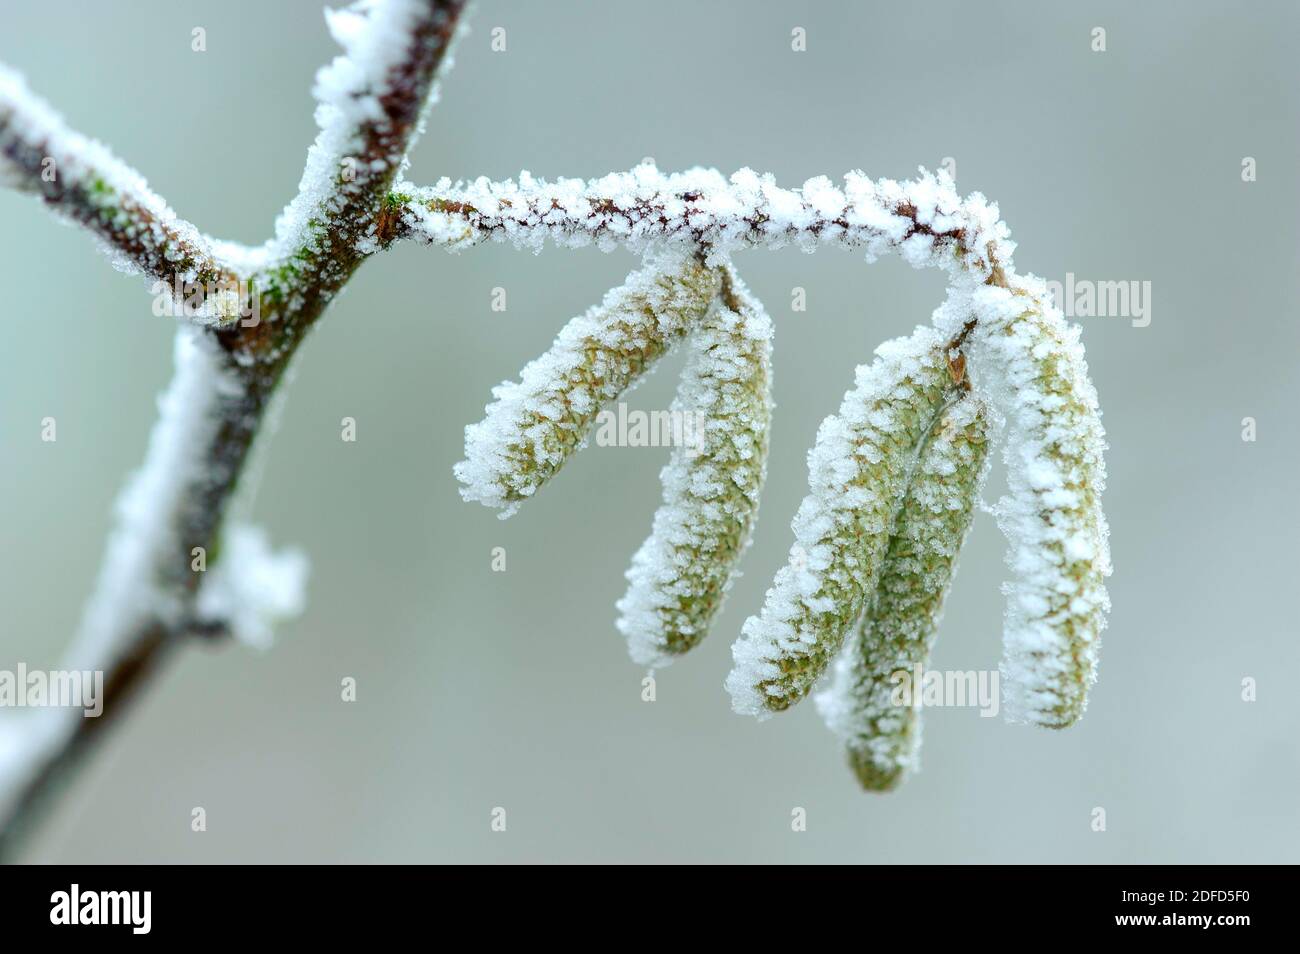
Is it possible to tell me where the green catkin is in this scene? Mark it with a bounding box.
[816,394,989,790]
[616,266,772,666]
[726,326,957,717]
[455,251,721,515]
[968,279,1110,728]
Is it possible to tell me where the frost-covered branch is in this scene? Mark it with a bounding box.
[258,0,468,306]
[390,165,1014,278]
[0,65,238,315]
[0,329,307,854]
[0,0,467,855]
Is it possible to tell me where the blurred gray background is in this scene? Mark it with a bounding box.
[1,0,1297,863]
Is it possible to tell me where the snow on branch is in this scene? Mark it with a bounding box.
[392,164,1015,279]
[0,64,238,314]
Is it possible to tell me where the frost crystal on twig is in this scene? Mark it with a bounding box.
[196,525,310,651]
[726,327,956,718]
[617,265,773,666]
[0,64,234,309]
[966,276,1111,727]
[816,394,989,789]
[396,165,1013,279]
[266,0,466,283]
[455,252,721,516]
[0,0,472,850]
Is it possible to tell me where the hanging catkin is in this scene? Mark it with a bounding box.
[816,393,989,789]
[965,277,1111,728]
[618,266,772,666]
[726,326,956,717]
[456,251,720,515]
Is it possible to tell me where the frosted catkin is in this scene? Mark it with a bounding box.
[617,266,772,666]
[455,253,721,515]
[816,395,989,789]
[726,326,955,717]
[967,278,1111,728]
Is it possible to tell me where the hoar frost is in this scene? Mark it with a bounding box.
[617,265,773,666]
[725,327,957,718]
[399,165,1013,279]
[197,525,310,650]
[455,251,720,516]
[1,0,1112,798]
[964,275,1111,727]
[815,394,989,788]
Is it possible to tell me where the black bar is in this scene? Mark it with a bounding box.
[0,865,1285,939]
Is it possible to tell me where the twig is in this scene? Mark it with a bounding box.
[0,66,237,314]
[0,0,468,858]
[388,166,1012,279]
